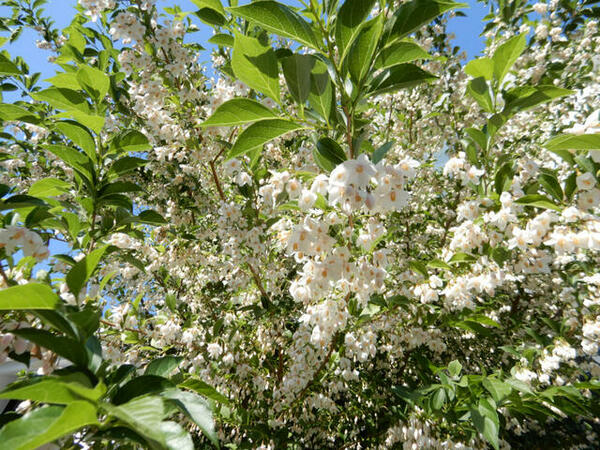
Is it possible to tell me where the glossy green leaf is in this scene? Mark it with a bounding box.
[504,85,573,114]
[0,53,20,75]
[538,173,563,202]
[369,63,436,97]
[389,0,466,40]
[161,389,218,447]
[66,246,108,299]
[53,110,104,134]
[54,120,96,160]
[160,421,194,450]
[228,1,321,50]
[515,194,561,211]
[180,378,230,405]
[282,54,315,104]
[347,14,384,83]
[11,328,88,366]
[314,137,347,172]
[77,65,110,102]
[308,61,335,125]
[28,178,71,197]
[492,33,526,85]
[113,375,175,405]
[335,0,377,63]
[31,87,90,113]
[544,133,600,151]
[227,119,305,159]
[375,41,431,70]
[467,77,494,113]
[0,103,39,123]
[111,129,151,153]
[45,72,81,90]
[0,405,64,450]
[231,31,279,102]
[191,0,226,15]
[145,356,183,377]
[201,98,278,127]
[0,283,60,310]
[464,57,494,80]
[208,33,234,47]
[0,377,101,404]
[108,156,148,177]
[136,210,167,225]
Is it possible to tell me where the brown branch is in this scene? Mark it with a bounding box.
[247,263,268,299]
[100,319,147,336]
[293,334,338,405]
[210,159,226,202]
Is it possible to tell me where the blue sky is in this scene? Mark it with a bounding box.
[0,0,489,87]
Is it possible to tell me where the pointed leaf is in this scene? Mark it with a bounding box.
[201,98,278,127]
[493,33,526,85]
[66,245,108,299]
[0,283,60,310]
[227,119,305,159]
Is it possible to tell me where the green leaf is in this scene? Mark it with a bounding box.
[0,377,102,404]
[372,141,394,164]
[368,63,437,97]
[194,7,226,26]
[227,1,321,50]
[347,14,384,84]
[282,54,315,104]
[467,77,494,113]
[493,33,526,85]
[335,0,377,63]
[0,402,97,450]
[464,57,494,80]
[465,127,488,151]
[11,328,88,367]
[53,110,104,134]
[494,162,513,195]
[0,53,21,75]
[314,137,347,172]
[448,360,462,377]
[0,103,39,123]
[515,194,561,211]
[45,144,94,185]
[389,0,466,40]
[99,181,143,196]
[375,41,431,70]
[0,283,60,310]
[538,173,563,202]
[471,405,499,450]
[77,65,110,102]
[136,210,167,225]
[113,375,175,406]
[544,133,600,151]
[190,0,225,15]
[31,87,90,113]
[160,421,194,450]
[0,195,47,211]
[145,357,183,378]
[504,85,573,114]
[180,378,230,405]
[483,378,512,403]
[54,120,96,160]
[161,389,218,447]
[432,388,446,410]
[308,61,335,125]
[45,72,81,90]
[108,156,148,177]
[103,396,167,448]
[28,178,71,197]
[201,98,278,127]
[231,31,280,102]
[66,246,108,299]
[111,130,151,153]
[208,33,234,47]
[227,119,305,159]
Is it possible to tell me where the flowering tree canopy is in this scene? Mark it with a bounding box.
[0,0,600,448]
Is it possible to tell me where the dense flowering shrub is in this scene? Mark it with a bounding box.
[0,0,600,448]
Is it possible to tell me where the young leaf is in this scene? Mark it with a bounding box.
[467,77,494,113]
[231,31,280,102]
[227,1,321,50]
[227,119,305,159]
[201,98,278,127]
[464,57,494,80]
[492,33,526,85]
[66,246,108,299]
[0,283,60,310]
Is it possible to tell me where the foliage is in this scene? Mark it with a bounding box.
[0,0,599,448]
